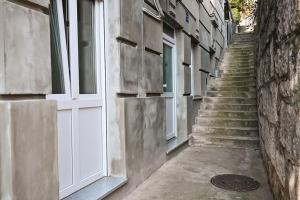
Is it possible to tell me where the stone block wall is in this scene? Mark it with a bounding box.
[0,0,58,200]
[255,0,300,199]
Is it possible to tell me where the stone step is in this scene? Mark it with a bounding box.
[223,73,256,78]
[222,65,255,69]
[192,126,258,137]
[195,117,258,128]
[227,48,254,54]
[222,70,256,74]
[201,103,257,111]
[222,72,256,77]
[189,134,259,149]
[221,76,256,82]
[206,91,257,98]
[211,80,256,87]
[224,55,254,59]
[224,73,256,77]
[228,47,253,52]
[225,60,254,64]
[198,110,258,119]
[203,97,257,104]
[226,55,254,59]
[209,86,256,92]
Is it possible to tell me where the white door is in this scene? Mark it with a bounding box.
[163,34,176,141]
[48,0,106,198]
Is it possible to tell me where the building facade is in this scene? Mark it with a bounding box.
[0,0,234,199]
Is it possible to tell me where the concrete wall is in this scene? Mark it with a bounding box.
[255,0,300,199]
[0,0,58,200]
[105,0,233,198]
[0,0,233,199]
[105,0,167,198]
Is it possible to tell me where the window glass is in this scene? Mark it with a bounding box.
[163,44,173,92]
[50,0,65,94]
[163,23,175,38]
[77,0,97,94]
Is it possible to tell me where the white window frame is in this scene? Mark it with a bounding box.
[162,33,177,140]
[47,0,107,198]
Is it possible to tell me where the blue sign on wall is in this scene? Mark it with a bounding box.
[185,10,189,23]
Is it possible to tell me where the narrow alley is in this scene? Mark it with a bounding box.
[1,0,300,199]
[124,33,274,200]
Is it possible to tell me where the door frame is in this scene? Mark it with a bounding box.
[47,0,107,198]
[162,33,177,141]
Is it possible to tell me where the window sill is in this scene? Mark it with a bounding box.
[63,176,128,200]
[166,137,189,155]
[192,95,203,101]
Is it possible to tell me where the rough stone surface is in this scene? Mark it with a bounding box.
[191,33,259,149]
[255,0,300,199]
[119,43,140,94]
[124,146,273,200]
[0,1,51,94]
[104,97,166,200]
[0,100,58,200]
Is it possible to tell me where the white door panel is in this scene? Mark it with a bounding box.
[78,107,104,180]
[166,97,175,140]
[163,33,177,141]
[48,0,106,198]
[57,110,73,191]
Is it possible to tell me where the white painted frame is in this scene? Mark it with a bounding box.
[47,0,107,199]
[162,33,177,141]
[191,45,195,96]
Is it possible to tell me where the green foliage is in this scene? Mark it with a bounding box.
[229,0,255,22]
[231,8,241,22]
[229,0,243,10]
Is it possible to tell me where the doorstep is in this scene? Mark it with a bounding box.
[166,136,189,155]
[63,176,128,200]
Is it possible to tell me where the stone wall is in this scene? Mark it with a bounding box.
[255,0,300,199]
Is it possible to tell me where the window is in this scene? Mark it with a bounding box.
[163,44,173,92]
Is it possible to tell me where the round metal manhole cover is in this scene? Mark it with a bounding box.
[211,174,260,192]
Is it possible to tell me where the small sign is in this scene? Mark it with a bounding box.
[185,10,189,23]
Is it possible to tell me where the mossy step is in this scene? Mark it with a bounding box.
[227,52,253,54]
[209,86,256,92]
[211,81,256,87]
[225,61,254,64]
[224,71,255,76]
[223,74,256,79]
[192,126,258,137]
[202,103,257,111]
[189,135,259,149]
[226,58,254,61]
[225,65,255,68]
[221,76,256,82]
[203,97,257,104]
[206,90,257,98]
[223,70,256,75]
[224,55,254,59]
[223,73,256,78]
[192,127,258,138]
[195,117,258,128]
[198,110,258,119]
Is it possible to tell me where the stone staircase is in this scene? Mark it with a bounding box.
[190,33,258,149]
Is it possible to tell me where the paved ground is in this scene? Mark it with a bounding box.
[124,146,273,200]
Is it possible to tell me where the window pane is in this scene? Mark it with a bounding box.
[77,0,97,94]
[50,0,65,94]
[163,23,175,38]
[163,44,173,92]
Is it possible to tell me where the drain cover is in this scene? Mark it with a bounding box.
[211,174,260,192]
